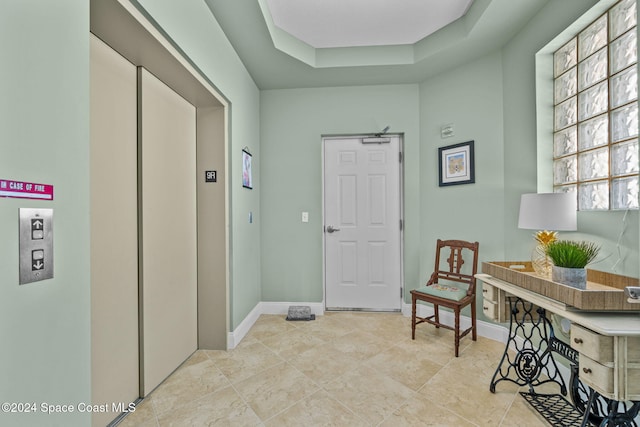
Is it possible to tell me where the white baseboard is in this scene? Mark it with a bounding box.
[228,301,572,387]
[230,301,509,349]
[403,302,572,382]
[227,301,325,349]
[229,301,565,380]
[227,303,262,350]
[402,302,510,343]
[259,301,325,316]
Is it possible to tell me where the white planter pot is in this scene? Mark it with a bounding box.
[551,266,587,289]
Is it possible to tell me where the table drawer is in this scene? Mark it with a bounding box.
[629,365,640,401]
[579,355,614,397]
[482,284,498,302]
[579,355,640,401]
[483,300,498,321]
[481,284,541,323]
[628,337,640,361]
[570,324,613,365]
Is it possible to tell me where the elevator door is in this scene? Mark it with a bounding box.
[139,68,198,396]
[90,34,139,427]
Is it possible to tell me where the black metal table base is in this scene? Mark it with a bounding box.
[578,387,640,427]
[490,297,639,427]
[520,392,585,427]
[489,298,567,395]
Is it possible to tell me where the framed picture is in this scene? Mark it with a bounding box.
[438,140,475,187]
[242,149,253,189]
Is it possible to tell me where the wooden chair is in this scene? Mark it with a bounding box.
[411,239,480,357]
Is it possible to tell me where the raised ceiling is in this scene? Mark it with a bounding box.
[265,0,474,49]
[203,0,551,90]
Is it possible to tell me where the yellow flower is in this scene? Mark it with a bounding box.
[534,230,558,246]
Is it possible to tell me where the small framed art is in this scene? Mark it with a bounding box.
[242,149,253,189]
[438,140,475,187]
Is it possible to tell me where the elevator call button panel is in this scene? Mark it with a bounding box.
[19,208,53,284]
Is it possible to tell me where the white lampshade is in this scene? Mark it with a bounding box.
[518,193,577,231]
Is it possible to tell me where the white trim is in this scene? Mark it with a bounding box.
[229,300,572,386]
[227,303,262,350]
[227,302,325,349]
[260,301,325,316]
[402,302,572,384]
[402,302,510,343]
[231,301,507,349]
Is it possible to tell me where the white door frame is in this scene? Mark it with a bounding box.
[321,133,405,311]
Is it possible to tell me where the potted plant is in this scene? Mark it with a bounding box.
[545,240,600,289]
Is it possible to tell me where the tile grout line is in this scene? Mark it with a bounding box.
[255,314,411,425]
[202,349,265,425]
[279,358,372,425]
[497,388,520,427]
[128,313,548,426]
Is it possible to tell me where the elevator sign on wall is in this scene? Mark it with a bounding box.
[0,179,54,200]
[205,170,217,182]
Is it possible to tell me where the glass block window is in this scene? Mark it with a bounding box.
[553,0,638,210]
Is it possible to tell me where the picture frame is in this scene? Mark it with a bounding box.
[438,140,475,187]
[242,149,253,189]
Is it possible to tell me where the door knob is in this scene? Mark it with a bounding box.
[326,225,340,233]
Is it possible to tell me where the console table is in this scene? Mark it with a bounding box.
[476,265,640,427]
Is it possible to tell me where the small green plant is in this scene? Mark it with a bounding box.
[545,240,600,269]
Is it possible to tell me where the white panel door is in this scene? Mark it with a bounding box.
[324,136,402,310]
[140,68,198,396]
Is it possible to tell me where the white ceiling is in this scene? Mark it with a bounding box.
[265,0,474,48]
[203,0,551,89]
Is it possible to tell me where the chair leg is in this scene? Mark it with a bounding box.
[434,304,439,328]
[411,296,416,340]
[454,308,460,357]
[471,299,477,341]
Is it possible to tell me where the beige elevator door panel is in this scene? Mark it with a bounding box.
[139,68,198,396]
[90,34,139,426]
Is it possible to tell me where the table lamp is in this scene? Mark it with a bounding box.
[518,193,577,276]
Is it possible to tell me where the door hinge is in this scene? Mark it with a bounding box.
[399,152,403,163]
[400,287,404,298]
[400,219,403,231]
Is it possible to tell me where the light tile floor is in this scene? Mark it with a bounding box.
[118,312,551,426]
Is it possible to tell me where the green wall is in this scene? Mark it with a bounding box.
[0,2,91,426]
[502,0,639,277]
[259,0,640,312]
[0,1,637,425]
[418,51,506,284]
[135,0,262,329]
[0,1,262,424]
[260,85,421,302]
[419,0,639,281]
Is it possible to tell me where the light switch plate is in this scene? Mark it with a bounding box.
[302,212,309,223]
[19,208,53,284]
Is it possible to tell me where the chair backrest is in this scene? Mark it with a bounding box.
[431,239,480,295]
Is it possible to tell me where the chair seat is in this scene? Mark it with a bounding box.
[414,283,468,301]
